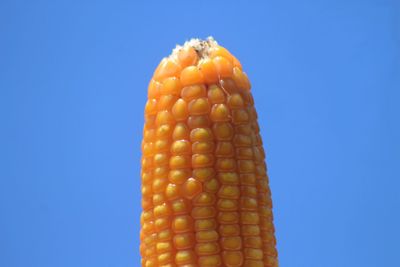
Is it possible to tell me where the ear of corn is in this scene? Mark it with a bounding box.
[140,37,278,267]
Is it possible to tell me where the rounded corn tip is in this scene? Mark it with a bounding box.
[171,37,219,60]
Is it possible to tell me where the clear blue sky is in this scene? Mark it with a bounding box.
[1,0,399,266]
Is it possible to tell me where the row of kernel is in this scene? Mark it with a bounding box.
[141,100,158,267]
[209,83,243,267]
[152,90,176,266]
[169,123,196,266]
[227,82,265,266]
[247,94,278,267]
[168,84,202,266]
[187,84,222,266]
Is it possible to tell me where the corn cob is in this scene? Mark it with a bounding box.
[140,37,278,267]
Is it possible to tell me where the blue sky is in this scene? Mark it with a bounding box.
[1,0,399,266]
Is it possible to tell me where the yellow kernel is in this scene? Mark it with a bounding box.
[192,168,215,182]
[227,93,245,109]
[188,98,210,115]
[153,169,169,178]
[240,197,258,211]
[170,140,191,155]
[155,110,174,126]
[143,128,155,142]
[173,233,195,249]
[241,225,260,236]
[168,169,191,184]
[238,160,256,173]
[156,241,173,253]
[143,232,157,245]
[188,115,211,129]
[172,215,193,233]
[154,217,169,231]
[141,157,153,170]
[182,178,202,199]
[232,109,249,124]
[241,186,257,198]
[232,67,247,90]
[191,206,217,219]
[243,236,263,248]
[178,46,198,67]
[199,58,218,84]
[157,95,178,111]
[242,71,251,90]
[171,99,188,121]
[244,248,263,260]
[193,192,216,206]
[150,194,162,207]
[218,185,240,199]
[217,199,238,211]
[198,255,222,266]
[235,124,252,135]
[190,128,213,142]
[141,171,152,184]
[210,104,230,122]
[141,184,152,196]
[154,139,169,152]
[207,84,226,104]
[192,141,214,154]
[233,134,252,147]
[218,211,239,224]
[148,79,163,99]
[221,236,242,250]
[236,147,253,159]
[180,66,204,86]
[204,178,219,193]
[172,123,190,140]
[195,242,220,256]
[152,178,168,193]
[153,153,168,166]
[220,78,238,93]
[165,183,180,200]
[192,154,214,168]
[215,142,234,157]
[169,155,191,169]
[145,99,158,115]
[145,258,157,267]
[222,251,243,267]
[142,221,154,234]
[142,197,153,210]
[142,142,153,157]
[153,203,171,218]
[157,229,173,241]
[162,76,182,95]
[175,249,196,265]
[195,219,217,231]
[216,158,236,171]
[212,122,234,140]
[196,230,219,242]
[158,252,173,265]
[217,172,239,185]
[156,124,173,138]
[213,56,233,78]
[153,58,181,81]
[171,198,191,215]
[181,84,207,102]
[209,46,234,62]
[264,243,278,257]
[219,224,240,237]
